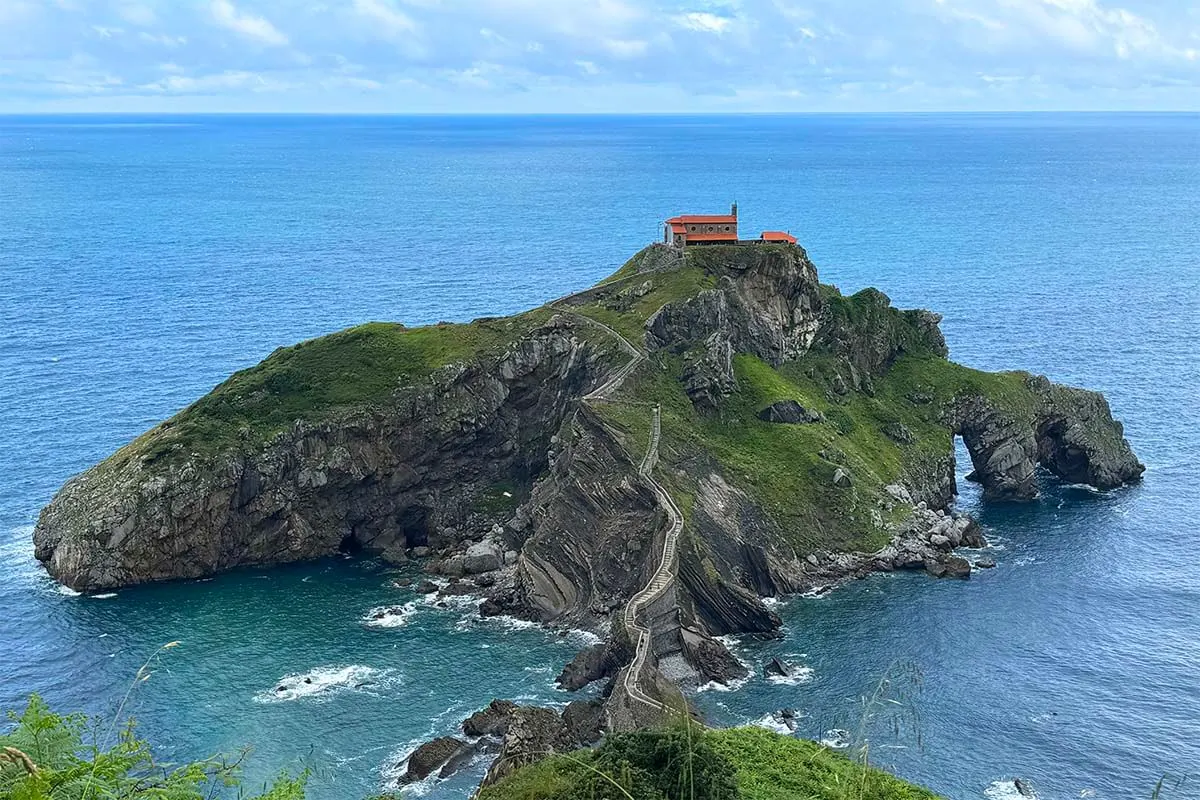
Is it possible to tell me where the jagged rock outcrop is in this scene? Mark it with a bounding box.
[403,736,473,783]
[950,375,1144,501]
[506,406,662,628]
[681,332,736,412]
[556,639,631,691]
[479,706,580,788]
[757,400,824,424]
[462,699,518,738]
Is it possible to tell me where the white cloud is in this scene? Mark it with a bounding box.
[141,69,291,93]
[676,11,733,34]
[602,38,649,58]
[353,0,417,35]
[1,0,1199,111]
[210,0,288,46]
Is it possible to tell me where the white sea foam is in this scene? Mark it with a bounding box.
[819,728,851,749]
[362,602,419,629]
[696,672,752,693]
[455,611,541,634]
[56,585,82,597]
[567,628,603,646]
[90,592,118,599]
[255,665,395,703]
[752,713,796,735]
[765,664,815,686]
[983,779,1039,799]
[801,585,833,599]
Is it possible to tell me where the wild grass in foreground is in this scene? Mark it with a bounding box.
[0,643,305,800]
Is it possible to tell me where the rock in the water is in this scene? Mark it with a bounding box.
[463,540,503,575]
[960,518,988,548]
[926,556,971,579]
[462,699,517,737]
[975,556,997,569]
[1014,778,1037,798]
[556,640,629,691]
[404,737,471,782]
[416,580,438,594]
[680,627,750,685]
[757,400,823,424]
[764,657,790,678]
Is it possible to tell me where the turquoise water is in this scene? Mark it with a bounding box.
[1,114,1198,799]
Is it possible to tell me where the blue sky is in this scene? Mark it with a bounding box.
[1,0,1198,112]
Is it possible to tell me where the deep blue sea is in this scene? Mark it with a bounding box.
[1,114,1197,800]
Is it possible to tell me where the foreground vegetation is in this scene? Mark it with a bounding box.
[478,725,940,800]
[0,695,305,800]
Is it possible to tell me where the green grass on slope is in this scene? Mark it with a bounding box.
[477,726,940,800]
[120,311,552,466]
[708,727,939,800]
[572,265,718,346]
[596,345,1039,556]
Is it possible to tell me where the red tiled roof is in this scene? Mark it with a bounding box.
[667,214,738,224]
[761,231,797,244]
[683,232,739,242]
[669,222,687,233]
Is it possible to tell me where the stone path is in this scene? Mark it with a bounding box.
[556,307,682,716]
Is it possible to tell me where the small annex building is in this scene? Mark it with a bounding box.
[664,204,796,247]
[760,231,797,244]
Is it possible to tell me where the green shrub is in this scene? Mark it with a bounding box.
[0,695,305,800]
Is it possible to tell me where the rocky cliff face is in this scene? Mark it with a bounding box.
[34,242,1143,710]
[34,316,610,590]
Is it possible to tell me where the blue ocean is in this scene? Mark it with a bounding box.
[1,114,1197,800]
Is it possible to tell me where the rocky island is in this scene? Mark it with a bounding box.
[33,241,1142,786]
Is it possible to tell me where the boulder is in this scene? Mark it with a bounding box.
[479,598,504,617]
[832,468,852,488]
[415,580,438,594]
[462,699,517,737]
[556,641,628,691]
[960,519,988,549]
[975,556,997,569]
[380,545,408,565]
[764,657,790,678]
[757,400,823,425]
[438,556,466,578]
[404,737,471,782]
[883,421,914,443]
[926,556,971,579]
[561,699,606,745]
[463,540,503,575]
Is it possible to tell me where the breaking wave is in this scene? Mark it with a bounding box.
[255,665,396,703]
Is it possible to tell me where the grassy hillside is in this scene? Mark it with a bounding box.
[112,309,554,468]
[477,726,940,800]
